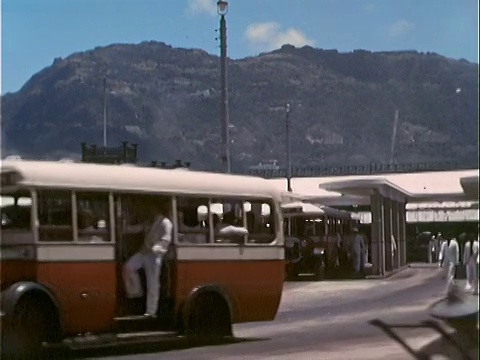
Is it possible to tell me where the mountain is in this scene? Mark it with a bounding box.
[1,41,478,171]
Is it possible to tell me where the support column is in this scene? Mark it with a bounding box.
[384,198,393,272]
[370,190,385,276]
[370,191,380,275]
[393,200,401,269]
[380,197,386,275]
[399,201,407,266]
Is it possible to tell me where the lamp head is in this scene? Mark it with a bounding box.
[217,0,228,15]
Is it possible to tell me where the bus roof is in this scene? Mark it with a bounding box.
[0,160,283,200]
[282,201,355,219]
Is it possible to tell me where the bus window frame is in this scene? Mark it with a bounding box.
[73,191,115,244]
[109,193,116,243]
[246,199,280,247]
[31,190,39,242]
[34,189,74,244]
[0,188,34,234]
[72,191,78,242]
[207,199,214,244]
[242,202,248,245]
[33,189,116,244]
[26,189,280,247]
[171,195,179,245]
[172,195,279,247]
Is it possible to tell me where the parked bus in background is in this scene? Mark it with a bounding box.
[282,201,359,280]
[0,160,285,357]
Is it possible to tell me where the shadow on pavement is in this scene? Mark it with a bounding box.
[40,336,268,359]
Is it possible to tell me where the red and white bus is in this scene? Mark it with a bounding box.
[282,201,359,279]
[0,160,285,356]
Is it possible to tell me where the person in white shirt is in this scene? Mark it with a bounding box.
[462,235,479,293]
[216,211,248,243]
[123,199,173,317]
[391,234,397,268]
[439,235,460,292]
[428,235,439,263]
[436,232,446,261]
[352,228,366,274]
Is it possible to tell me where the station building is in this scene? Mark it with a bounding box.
[268,169,479,276]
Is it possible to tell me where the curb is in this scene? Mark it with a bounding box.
[365,264,410,280]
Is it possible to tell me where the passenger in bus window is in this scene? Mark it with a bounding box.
[77,209,105,242]
[246,211,256,233]
[212,213,220,230]
[222,210,238,226]
[76,194,110,242]
[216,210,247,244]
[245,204,275,244]
[123,199,173,317]
[178,206,207,244]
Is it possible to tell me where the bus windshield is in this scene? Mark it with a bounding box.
[0,193,32,230]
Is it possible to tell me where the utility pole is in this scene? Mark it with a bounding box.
[286,103,292,192]
[217,1,230,173]
[103,77,108,148]
[390,109,399,164]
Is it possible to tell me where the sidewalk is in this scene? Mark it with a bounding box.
[366,262,441,280]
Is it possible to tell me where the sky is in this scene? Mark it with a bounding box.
[1,0,478,94]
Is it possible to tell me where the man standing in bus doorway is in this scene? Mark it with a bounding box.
[123,199,173,317]
[352,227,366,277]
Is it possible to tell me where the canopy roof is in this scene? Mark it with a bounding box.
[269,169,478,206]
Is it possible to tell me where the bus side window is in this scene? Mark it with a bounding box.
[0,193,32,230]
[37,190,73,242]
[76,192,110,242]
[176,197,209,244]
[244,201,275,244]
[314,217,325,237]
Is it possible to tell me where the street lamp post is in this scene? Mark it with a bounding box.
[103,77,108,148]
[217,0,231,173]
[285,103,292,192]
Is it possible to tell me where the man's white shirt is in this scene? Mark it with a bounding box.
[144,215,173,255]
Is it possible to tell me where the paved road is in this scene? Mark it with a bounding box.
[73,266,474,360]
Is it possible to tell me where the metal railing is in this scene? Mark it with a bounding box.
[240,160,478,178]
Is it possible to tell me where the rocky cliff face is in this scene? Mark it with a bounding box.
[1,42,478,171]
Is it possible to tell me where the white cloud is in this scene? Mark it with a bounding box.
[389,20,415,37]
[186,0,217,17]
[244,22,315,51]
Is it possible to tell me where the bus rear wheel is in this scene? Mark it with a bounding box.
[187,293,232,339]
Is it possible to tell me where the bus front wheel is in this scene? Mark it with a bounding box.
[2,298,47,359]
